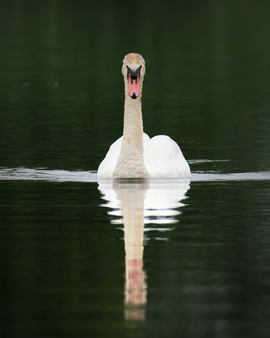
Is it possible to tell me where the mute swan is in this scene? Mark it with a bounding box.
[97,53,191,179]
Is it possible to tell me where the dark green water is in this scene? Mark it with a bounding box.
[1,1,270,337]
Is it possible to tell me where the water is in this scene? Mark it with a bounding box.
[1,169,270,337]
[1,1,270,337]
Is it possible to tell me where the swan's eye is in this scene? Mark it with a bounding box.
[126,66,141,84]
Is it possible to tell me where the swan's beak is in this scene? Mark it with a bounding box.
[127,66,141,99]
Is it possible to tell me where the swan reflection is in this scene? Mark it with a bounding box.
[98,179,190,321]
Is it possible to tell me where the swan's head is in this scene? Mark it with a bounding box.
[122,53,146,100]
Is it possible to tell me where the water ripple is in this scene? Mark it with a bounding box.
[1,166,270,182]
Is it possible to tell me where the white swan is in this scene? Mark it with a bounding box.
[97,53,191,179]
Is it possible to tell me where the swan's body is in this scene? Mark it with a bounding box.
[97,53,191,179]
[98,133,190,178]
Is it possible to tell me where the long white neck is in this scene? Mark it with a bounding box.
[113,93,149,178]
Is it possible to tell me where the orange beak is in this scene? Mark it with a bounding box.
[128,73,140,99]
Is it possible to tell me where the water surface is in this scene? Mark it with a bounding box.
[1,174,270,338]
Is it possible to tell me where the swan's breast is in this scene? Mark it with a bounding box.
[97,133,150,179]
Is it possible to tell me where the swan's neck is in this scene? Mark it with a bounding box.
[113,95,149,178]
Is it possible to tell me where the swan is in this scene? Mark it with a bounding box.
[97,53,191,179]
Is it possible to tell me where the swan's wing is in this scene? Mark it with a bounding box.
[97,136,123,179]
[144,135,191,178]
[143,132,151,143]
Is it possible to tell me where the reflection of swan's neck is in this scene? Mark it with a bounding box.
[115,182,146,265]
[123,193,144,263]
[113,183,148,316]
[113,95,148,178]
[123,199,146,307]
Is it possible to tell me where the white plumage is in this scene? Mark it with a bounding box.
[98,133,190,178]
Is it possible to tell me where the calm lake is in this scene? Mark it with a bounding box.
[1,1,270,337]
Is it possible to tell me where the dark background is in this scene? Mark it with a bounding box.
[1,0,270,173]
